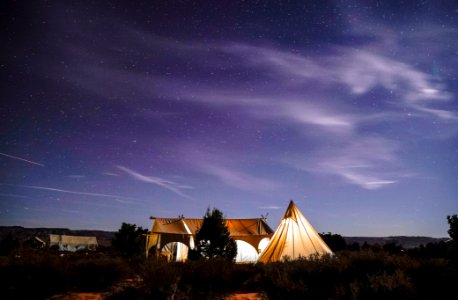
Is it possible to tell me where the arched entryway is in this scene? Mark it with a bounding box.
[160,242,189,262]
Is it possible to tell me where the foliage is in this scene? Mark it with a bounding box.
[124,249,457,300]
[320,232,346,252]
[382,241,403,254]
[2,216,458,298]
[188,208,237,261]
[447,214,458,242]
[407,241,449,259]
[0,250,129,299]
[0,241,457,299]
[139,258,256,299]
[112,222,148,257]
[0,233,19,256]
[447,214,458,262]
[347,242,361,251]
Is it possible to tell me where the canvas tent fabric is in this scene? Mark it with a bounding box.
[146,217,273,261]
[49,234,98,252]
[257,201,333,263]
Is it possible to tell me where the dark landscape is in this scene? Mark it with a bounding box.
[1,220,457,300]
[0,226,448,250]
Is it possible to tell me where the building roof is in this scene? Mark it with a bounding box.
[150,217,274,238]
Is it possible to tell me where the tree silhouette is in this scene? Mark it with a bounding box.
[320,232,346,252]
[112,222,148,257]
[447,215,458,242]
[188,207,237,260]
[447,214,458,261]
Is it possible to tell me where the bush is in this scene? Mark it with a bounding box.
[140,258,258,299]
[0,251,130,299]
[1,245,457,299]
[112,223,148,257]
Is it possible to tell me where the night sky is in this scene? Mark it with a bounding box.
[1,1,457,237]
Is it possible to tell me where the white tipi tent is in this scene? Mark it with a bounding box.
[258,200,333,262]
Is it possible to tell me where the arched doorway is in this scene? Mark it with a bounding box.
[161,242,189,262]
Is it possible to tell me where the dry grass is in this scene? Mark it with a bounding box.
[0,248,456,299]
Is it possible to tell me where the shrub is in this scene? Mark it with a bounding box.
[112,223,148,257]
[1,245,457,299]
[140,258,257,299]
[0,251,130,299]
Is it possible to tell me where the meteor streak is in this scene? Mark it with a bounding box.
[0,152,44,167]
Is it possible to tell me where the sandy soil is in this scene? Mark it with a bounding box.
[224,293,265,300]
[50,292,265,300]
[49,293,103,300]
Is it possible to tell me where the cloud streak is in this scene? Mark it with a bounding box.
[201,164,280,191]
[0,183,134,203]
[258,205,282,210]
[223,44,455,120]
[293,138,402,190]
[116,166,193,199]
[166,87,357,134]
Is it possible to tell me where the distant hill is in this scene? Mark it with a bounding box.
[0,226,448,249]
[0,226,115,247]
[343,236,449,249]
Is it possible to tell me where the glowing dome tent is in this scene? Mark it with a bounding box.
[258,201,333,262]
[146,216,274,262]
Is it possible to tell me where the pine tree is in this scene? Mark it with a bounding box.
[188,208,237,260]
[112,222,148,257]
[447,215,458,242]
[447,214,458,261]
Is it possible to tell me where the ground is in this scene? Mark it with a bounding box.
[49,292,264,300]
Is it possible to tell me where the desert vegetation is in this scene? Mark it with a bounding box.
[0,215,456,299]
[1,246,456,299]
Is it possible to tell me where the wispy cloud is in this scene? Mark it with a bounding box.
[0,183,133,203]
[293,138,401,190]
[65,30,456,130]
[269,101,355,133]
[102,172,120,177]
[333,171,397,190]
[0,152,45,167]
[59,26,456,192]
[116,166,193,199]
[258,205,282,210]
[157,86,357,134]
[222,43,456,120]
[202,164,280,191]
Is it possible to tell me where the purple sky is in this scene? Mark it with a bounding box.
[1,1,457,237]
